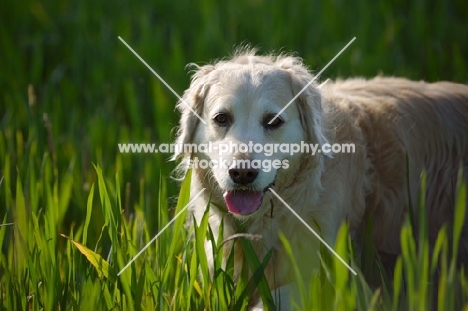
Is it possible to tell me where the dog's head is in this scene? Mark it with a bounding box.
[174,50,328,216]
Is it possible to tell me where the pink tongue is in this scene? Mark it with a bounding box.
[223,191,263,215]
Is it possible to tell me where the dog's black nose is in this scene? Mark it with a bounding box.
[229,168,259,185]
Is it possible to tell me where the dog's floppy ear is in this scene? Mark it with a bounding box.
[277,57,329,149]
[172,64,215,160]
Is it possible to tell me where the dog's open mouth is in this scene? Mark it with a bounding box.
[223,183,274,215]
[223,190,264,215]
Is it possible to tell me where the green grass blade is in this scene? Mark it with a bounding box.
[61,234,117,283]
[82,183,95,245]
[238,237,275,310]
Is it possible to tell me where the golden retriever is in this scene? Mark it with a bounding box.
[173,48,468,309]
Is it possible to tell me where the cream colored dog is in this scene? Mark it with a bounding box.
[174,49,468,309]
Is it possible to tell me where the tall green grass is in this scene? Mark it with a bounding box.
[2,155,466,310]
[1,0,468,309]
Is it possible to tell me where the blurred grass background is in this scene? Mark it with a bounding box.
[1,0,467,309]
[2,0,467,222]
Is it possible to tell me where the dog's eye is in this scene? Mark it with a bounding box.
[263,114,283,129]
[213,113,230,126]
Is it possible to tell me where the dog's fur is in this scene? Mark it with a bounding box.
[174,49,468,309]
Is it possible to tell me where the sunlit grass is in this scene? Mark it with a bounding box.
[1,0,468,309]
[1,143,467,310]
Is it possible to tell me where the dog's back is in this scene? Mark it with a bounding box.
[324,77,468,256]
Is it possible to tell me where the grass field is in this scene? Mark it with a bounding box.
[1,0,468,309]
